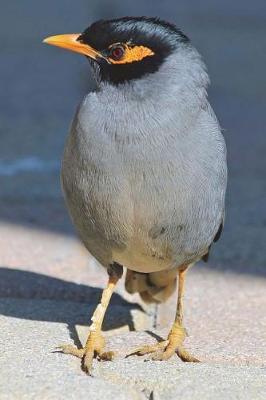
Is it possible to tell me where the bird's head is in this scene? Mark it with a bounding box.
[43,17,195,86]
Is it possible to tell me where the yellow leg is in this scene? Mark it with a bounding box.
[129,268,200,362]
[57,263,123,374]
[161,268,199,362]
[176,266,185,324]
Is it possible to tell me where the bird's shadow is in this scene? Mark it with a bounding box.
[0,267,143,348]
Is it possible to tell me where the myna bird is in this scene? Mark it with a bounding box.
[44,17,227,374]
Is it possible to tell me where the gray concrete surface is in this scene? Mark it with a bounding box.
[0,1,266,399]
[0,305,143,400]
[0,302,265,399]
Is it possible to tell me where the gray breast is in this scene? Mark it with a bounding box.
[61,93,226,272]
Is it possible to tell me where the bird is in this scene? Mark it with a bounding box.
[44,16,227,374]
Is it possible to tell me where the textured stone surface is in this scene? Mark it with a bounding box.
[157,268,266,367]
[0,306,265,400]
[94,359,266,400]
[0,301,146,400]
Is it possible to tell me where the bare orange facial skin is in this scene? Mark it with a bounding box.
[109,44,154,64]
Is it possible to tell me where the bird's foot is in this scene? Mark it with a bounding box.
[57,330,115,375]
[128,322,200,362]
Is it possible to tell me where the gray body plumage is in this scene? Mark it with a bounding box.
[61,44,227,275]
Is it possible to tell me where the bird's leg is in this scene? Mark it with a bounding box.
[159,268,200,362]
[129,268,199,362]
[57,263,123,374]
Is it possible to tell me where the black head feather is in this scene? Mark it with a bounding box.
[78,17,190,84]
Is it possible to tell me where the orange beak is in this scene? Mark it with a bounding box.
[43,33,107,61]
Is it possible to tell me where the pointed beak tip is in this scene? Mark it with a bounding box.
[42,34,82,47]
[43,36,57,45]
[42,33,102,60]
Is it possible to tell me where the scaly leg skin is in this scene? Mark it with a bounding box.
[57,263,123,374]
[129,268,200,362]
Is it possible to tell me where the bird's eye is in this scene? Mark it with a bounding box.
[109,45,125,61]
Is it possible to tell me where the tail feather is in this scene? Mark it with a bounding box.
[125,268,178,304]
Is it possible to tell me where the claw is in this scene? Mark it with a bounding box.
[152,347,175,361]
[56,332,115,375]
[127,341,168,357]
[99,351,116,361]
[82,350,94,374]
[176,346,200,362]
[126,325,199,363]
[57,344,84,358]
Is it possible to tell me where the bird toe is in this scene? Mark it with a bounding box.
[56,344,84,358]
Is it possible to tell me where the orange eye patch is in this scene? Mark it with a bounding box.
[109,44,154,64]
